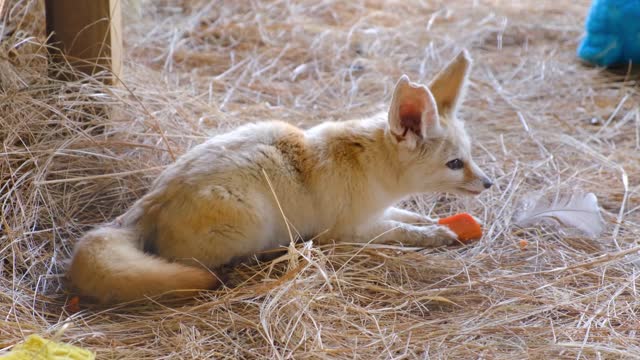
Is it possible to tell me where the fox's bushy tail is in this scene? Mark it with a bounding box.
[68,227,219,303]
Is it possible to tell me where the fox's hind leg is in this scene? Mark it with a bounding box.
[150,186,280,269]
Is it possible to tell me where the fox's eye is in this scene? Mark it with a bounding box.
[446,159,464,170]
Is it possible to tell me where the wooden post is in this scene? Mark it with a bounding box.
[45,0,122,84]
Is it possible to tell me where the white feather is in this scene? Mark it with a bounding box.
[515,192,605,237]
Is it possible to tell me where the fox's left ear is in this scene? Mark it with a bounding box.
[388,75,440,150]
[429,49,472,117]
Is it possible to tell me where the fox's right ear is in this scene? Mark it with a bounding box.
[428,50,472,117]
[388,75,440,150]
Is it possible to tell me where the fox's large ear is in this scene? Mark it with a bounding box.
[388,75,440,149]
[428,49,472,117]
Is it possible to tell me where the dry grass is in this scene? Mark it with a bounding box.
[2,0,640,358]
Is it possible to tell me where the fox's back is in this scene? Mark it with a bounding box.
[153,121,306,185]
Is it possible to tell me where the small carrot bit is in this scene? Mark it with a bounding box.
[519,239,528,250]
[66,296,81,313]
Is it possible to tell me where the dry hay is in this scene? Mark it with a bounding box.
[1,0,640,358]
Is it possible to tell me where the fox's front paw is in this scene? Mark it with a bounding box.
[424,225,459,246]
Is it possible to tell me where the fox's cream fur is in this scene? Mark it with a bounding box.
[68,50,492,303]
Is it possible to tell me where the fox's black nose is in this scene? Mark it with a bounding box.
[482,178,493,189]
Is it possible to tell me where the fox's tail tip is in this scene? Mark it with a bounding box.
[67,226,223,303]
[185,266,223,291]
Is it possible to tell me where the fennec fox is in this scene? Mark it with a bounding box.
[69,50,492,303]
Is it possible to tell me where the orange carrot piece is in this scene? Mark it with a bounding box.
[438,213,483,243]
[519,239,529,250]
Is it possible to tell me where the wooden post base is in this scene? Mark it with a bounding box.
[45,0,122,84]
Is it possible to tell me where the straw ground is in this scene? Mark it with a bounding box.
[1,0,639,358]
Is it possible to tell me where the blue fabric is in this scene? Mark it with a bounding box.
[578,0,640,67]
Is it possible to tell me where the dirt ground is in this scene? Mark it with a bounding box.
[1,0,639,358]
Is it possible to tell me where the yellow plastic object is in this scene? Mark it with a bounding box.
[0,335,94,360]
